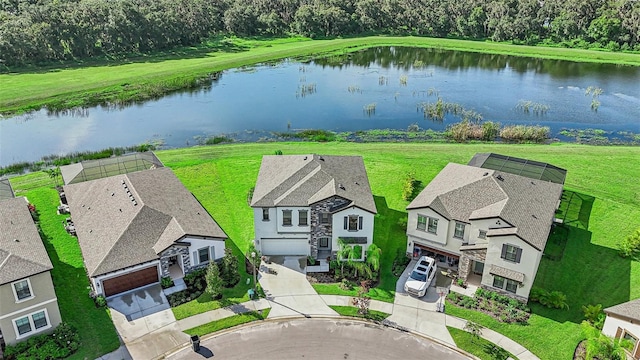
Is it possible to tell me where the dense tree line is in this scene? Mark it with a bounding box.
[1,0,639,67]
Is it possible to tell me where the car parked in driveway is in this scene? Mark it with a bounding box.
[404,256,437,297]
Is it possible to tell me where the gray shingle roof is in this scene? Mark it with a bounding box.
[64,167,227,277]
[250,155,377,214]
[0,178,15,200]
[407,163,563,251]
[605,298,640,322]
[0,197,53,285]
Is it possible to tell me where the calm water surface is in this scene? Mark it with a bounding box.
[1,47,639,166]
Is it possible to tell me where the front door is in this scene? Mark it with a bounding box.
[473,261,485,275]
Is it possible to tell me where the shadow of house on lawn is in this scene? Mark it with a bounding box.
[534,190,631,325]
[371,195,408,299]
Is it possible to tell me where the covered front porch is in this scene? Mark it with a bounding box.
[161,253,187,296]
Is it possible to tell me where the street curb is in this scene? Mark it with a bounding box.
[158,315,480,360]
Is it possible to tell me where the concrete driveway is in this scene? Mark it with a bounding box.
[108,284,189,359]
[258,258,337,318]
[386,260,455,345]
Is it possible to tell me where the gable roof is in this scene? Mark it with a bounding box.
[250,154,377,214]
[64,167,227,277]
[407,162,563,251]
[0,197,53,285]
[605,298,640,322]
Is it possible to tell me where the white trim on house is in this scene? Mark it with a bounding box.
[11,278,35,303]
[0,298,58,320]
[11,308,52,340]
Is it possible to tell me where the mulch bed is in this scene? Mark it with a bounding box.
[306,272,334,283]
[573,340,586,360]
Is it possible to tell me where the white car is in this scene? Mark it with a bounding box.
[404,256,437,297]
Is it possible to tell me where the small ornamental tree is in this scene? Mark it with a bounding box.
[205,261,223,299]
[220,248,240,287]
[464,321,483,344]
[352,283,371,316]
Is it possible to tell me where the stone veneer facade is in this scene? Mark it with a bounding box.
[159,245,191,278]
[309,196,350,259]
[458,248,487,283]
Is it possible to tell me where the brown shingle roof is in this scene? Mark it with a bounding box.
[605,298,640,322]
[250,155,377,214]
[407,162,563,251]
[0,197,53,285]
[65,167,227,277]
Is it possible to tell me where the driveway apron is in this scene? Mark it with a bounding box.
[107,284,189,360]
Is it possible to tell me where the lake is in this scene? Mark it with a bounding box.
[1,46,639,166]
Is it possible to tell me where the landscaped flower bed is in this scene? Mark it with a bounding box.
[3,323,80,360]
[166,268,207,307]
[447,289,531,324]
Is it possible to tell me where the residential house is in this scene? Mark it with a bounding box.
[0,197,62,345]
[64,167,227,297]
[250,154,377,260]
[603,299,640,359]
[406,154,565,301]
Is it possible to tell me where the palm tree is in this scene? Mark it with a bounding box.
[582,321,626,360]
[336,238,353,276]
[366,244,382,273]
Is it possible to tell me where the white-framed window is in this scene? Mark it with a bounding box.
[454,222,465,239]
[262,208,269,221]
[13,309,50,339]
[427,217,438,234]
[417,215,427,230]
[12,279,34,302]
[198,247,210,264]
[478,230,487,239]
[493,275,505,289]
[501,244,522,263]
[282,210,292,226]
[299,210,308,226]
[320,212,330,224]
[345,215,362,231]
[505,279,518,293]
[319,237,330,248]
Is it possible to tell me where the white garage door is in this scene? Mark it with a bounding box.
[261,239,309,256]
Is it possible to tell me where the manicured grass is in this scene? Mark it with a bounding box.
[154,141,640,360]
[328,305,390,321]
[448,326,518,360]
[184,309,270,337]
[7,181,120,359]
[2,36,640,115]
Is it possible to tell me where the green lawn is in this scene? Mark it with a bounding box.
[184,309,270,337]
[8,141,640,360]
[448,327,518,360]
[8,181,120,359]
[155,141,640,360]
[328,305,390,322]
[2,36,640,115]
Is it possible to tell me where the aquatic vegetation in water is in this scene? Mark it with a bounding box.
[348,85,362,94]
[363,103,377,116]
[515,100,550,115]
[378,76,388,86]
[585,86,603,111]
[399,75,408,86]
[418,98,483,123]
[296,83,317,98]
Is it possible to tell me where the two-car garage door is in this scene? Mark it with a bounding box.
[102,265,160,297]
[261,239,309,256]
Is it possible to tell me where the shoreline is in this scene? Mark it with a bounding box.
[2,36,640,116]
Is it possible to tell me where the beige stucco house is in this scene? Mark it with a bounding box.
[0,197,62,345]
[406,154,565,301]
[251,154,377,260]
[603,298,640,359]
[64,166,227,297]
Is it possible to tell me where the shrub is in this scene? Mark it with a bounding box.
[4,323,79,360]
[220,248,241,288]
[618,229,640,258]
[94,295,107,308]
[402,172,420,201]
[307,256,316,266]
[340,278,353,290]
[583,304,605,329]
[536,289,569,310]
[160,276,174,289]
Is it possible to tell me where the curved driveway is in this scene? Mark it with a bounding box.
[167,318,471,360]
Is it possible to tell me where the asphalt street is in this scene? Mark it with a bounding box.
[168,318,471,360]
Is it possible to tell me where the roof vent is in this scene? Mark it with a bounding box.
[483,172,489,176]
[14,238,19,242]
[532,214,538,219]
[339,183,346,190]
[496,175,504,181]
[121,179,125,185]
[355,182,359,186]
[531,181,535,185]
[319,156,324,161]
[304,156,308,160]
[111,192,115,196]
